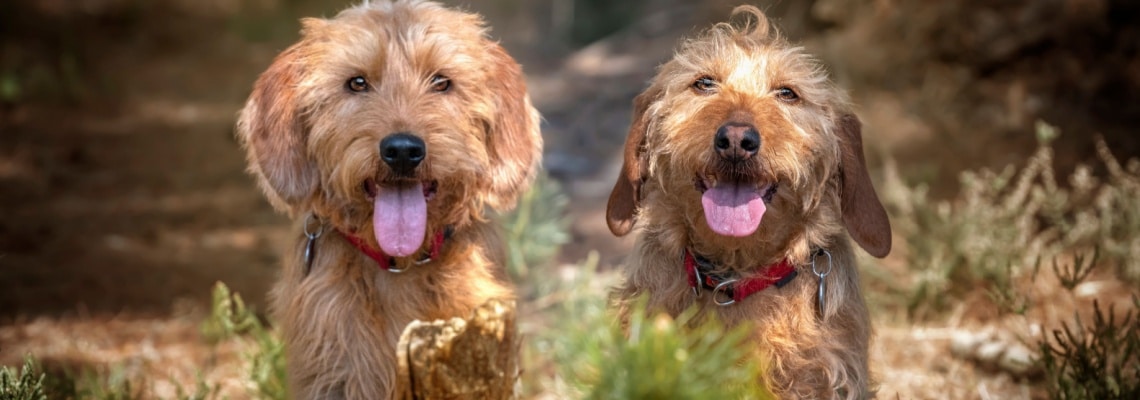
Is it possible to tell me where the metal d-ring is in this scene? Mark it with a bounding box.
[390,248,434,273]
[386,258,407,274]
[712,278,739,306]
[811,249,833,318]
[302,214,324,276]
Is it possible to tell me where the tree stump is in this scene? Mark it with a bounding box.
[396,298,519,400]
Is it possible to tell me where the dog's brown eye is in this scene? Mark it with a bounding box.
[347,76,369,92]
[692,76,717,94]
[430,74,451,93]
[775,87,799,102]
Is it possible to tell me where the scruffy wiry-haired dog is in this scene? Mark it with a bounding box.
[236,1,541,398]
[607,6,891,399]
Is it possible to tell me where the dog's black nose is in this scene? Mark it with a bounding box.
[714,122,760,162]
[379,133,426,177]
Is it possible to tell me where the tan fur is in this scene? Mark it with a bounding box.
[235,1,541,398]
[607,6,891,399]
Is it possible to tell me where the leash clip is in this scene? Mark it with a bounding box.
[811,249,833,318]
[302,214,324,277]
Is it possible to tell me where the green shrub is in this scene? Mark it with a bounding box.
[501,173,571,280]
[1039,297,1140,400]
[201,282,286,400]
[879,121,1140,319]
[878,120,1140,397]
[564,301,771,399]
[0,358,185,400]
[519,253,771,399]
[0,358,46,400]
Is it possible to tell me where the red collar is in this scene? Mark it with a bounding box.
[684,249,798,305]
[338,227,451,272]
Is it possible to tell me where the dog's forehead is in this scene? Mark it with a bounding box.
[337,3,486,39]
[690,45,822,85]
[305,3,490,73]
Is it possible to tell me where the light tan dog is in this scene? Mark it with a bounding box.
[236,1,541,398]
[607,6,891,399]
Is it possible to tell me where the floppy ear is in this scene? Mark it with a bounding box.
[482,43,542,211]
[606,87,659,236]
[835,114,891,258]
[236,42,318,215]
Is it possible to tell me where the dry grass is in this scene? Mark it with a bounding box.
[0,315,250,398]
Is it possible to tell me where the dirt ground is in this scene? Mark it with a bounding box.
[2,0,1137,398]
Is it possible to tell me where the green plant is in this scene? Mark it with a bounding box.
[879,121,1140,319]
[0,357,46,400]
[71,367,144,400]
[501,173,570,280]
[519,252,770,399]
[1,355,220,400]
[1069,139,1140,282]
[881,134,1054,318]
[568,301,771,399]
[202,282,287,400]
[505,172,771,399]
[1039,297,1140,399]
[985,259,1035,316]
[1054,249,1099,291]
[173,372,218,400]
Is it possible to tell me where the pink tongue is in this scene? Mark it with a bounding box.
[373,182,427,257]
[701,183,767,237]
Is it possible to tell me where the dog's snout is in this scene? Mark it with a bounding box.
[379,133,426,176]
[714,123,760,162]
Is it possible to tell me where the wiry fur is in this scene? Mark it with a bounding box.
[235,1,541,398]
[606,6,891,399]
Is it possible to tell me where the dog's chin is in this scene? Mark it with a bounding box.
[363,178,439,257]
[694,173,778,238]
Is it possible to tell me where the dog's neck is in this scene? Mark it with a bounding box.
[299,213,457,275]
[337,226,453,272]
[683,248,800,305]
[656,222,807,274]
